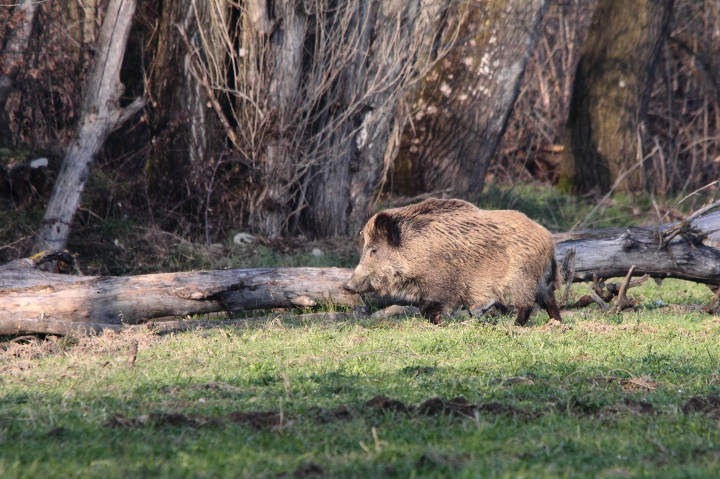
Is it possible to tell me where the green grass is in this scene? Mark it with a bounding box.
[2,280,720,478]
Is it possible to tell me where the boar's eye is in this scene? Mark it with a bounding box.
[368,248,377,256]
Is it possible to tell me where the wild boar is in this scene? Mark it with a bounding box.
[344,198,562,326]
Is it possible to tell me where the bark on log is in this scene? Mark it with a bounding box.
[2,211,720,335]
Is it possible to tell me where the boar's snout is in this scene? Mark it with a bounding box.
[343,282,358,294]
[345,269,371,295]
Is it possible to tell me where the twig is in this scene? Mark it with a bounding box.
[126,339,138,367]
[0,235,31,251]
[608,266,637,314]
[660,198,720,248]
[588,286,610,311]
[654,180,718,230]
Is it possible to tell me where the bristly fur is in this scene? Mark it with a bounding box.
[345,198,562,325]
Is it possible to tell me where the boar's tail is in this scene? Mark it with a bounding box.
[537,256,562,305]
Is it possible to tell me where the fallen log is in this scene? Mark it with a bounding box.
[0,260,359,335]
[554,210,720,285]
[2,211,719,335]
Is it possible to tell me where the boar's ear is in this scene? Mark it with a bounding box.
[373,212,401,247]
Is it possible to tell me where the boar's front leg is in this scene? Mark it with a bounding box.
[543,297,562,322]
[419,300,445,325]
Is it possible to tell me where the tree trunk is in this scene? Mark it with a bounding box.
[32,0,145,253]
[301,1,433,236]
[145,0,225,221]
[393,0,548,201]
[194,0,449,238]
[0,0,40,145]
[559,0,674,194]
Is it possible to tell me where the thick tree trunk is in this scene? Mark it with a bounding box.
[145,0,225,218]
[0,0,40,145]
[302,1,430,236]
[259,0,307,236]
[559,0,674,194]
[3,211,720,335]
[394,0,547,201]
[197,0,448,238]
[32,0,145,253]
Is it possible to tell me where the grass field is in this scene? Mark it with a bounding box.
[2,278,720,478]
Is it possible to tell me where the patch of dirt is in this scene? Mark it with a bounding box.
[618,376,661,391]
[565,396,656,418]
[416,396,530,418]
[224,411,288,429]
[540,319,571,332]
[104,412,213,428]
[418,397,477,418]
[105,410,288,430]
[605,398,655,415]
[291,462,325,478]
[364,395,409,414]
[682,395,720,415]
[306,405,354,424]
[417,451,470,469]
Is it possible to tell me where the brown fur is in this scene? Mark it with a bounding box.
[345,198,562,325]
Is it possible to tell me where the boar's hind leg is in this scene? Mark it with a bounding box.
[419,301,445,325]
[514,306,533,327]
